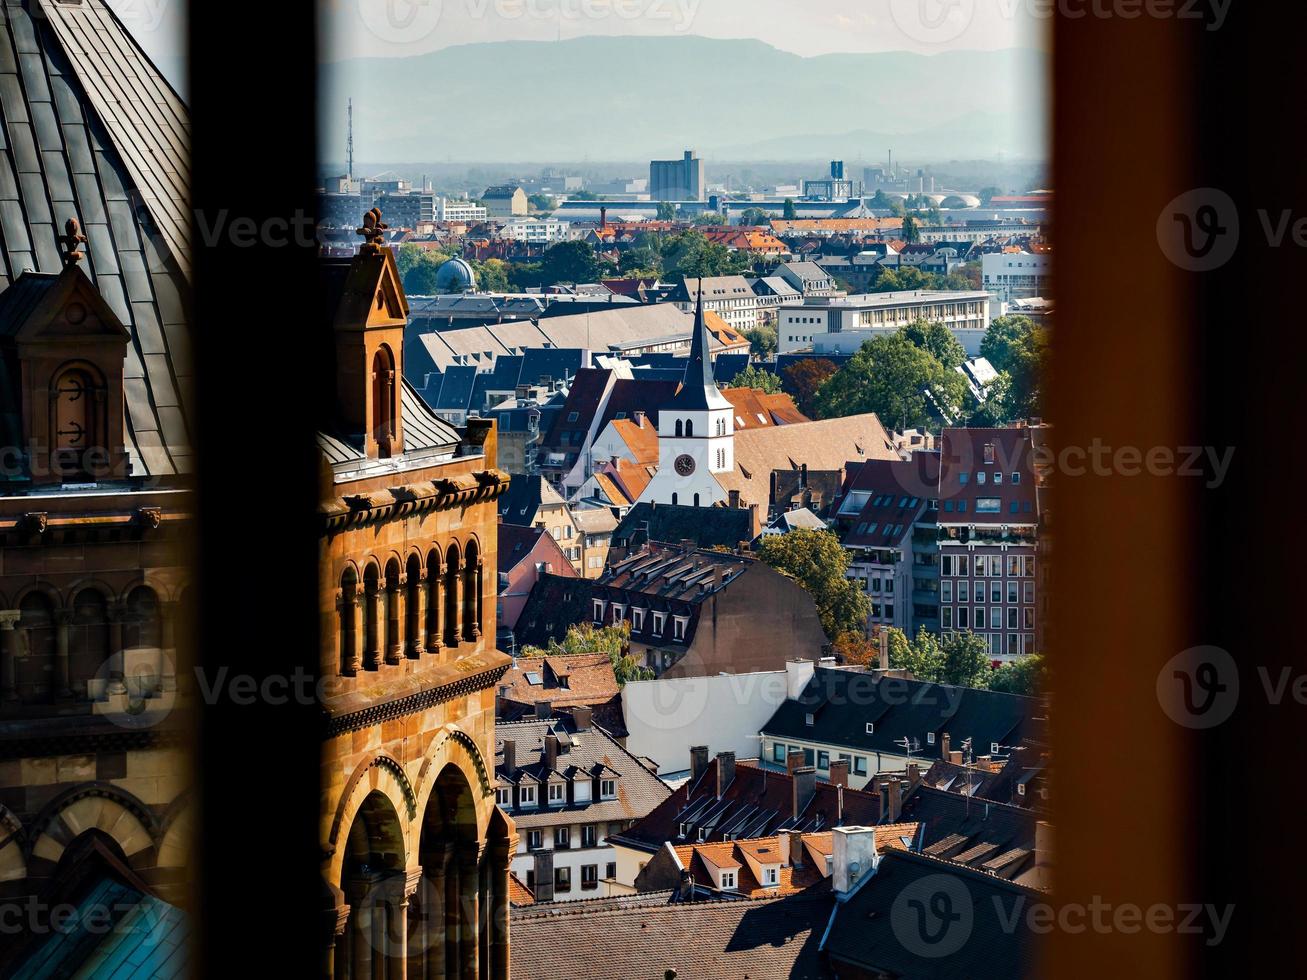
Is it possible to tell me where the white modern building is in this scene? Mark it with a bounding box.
[501,217,572,243]
[982,251,1052,303]
[778,291,996,356]
[437,197,488,222]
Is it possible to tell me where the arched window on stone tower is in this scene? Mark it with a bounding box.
[371,346,396,458]
[50,363,107,479]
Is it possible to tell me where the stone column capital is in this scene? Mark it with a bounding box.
[0,611,22,630]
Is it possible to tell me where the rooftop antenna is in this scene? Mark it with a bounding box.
[347,98,354,181]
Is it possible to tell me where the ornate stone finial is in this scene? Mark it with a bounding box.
[356,207,389,254]
[59,218,88,266]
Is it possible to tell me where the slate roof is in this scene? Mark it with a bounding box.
[495,715,671,829]
[613,755,883,855]
[9,875,190,979]
[938,427,1040,526]
[315,379,461,464]
[769,507,827,533]
[711,351,751,386]
[897,785,1039,877]
[1,0,193,480]
[760,667,1038,766]
[497,473,568,526]
[835,455,940,549]
[823,849,1040,979]
[612,502,754,552]
[510,891,836,980]
[497,523,573,578]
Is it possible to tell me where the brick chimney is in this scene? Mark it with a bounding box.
[544,733,558,771]
[715,752,736,799]
[502,739,516,777]
[572,705,592,731]
[728,489,741,508]
[690,746,710,785]
[792,766,817,820]
[634,410,646,428]
[779,828,805,869]
[828,759,849,788]
[886,778,902,823]
[676,869,695,902]
[907,763,920,787]
[786,749,805,776]
[940,732,951,761]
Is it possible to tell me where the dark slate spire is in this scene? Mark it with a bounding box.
[669,278,731,412]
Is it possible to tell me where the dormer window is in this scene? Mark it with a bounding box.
[601,779,617,800]
[496,787,511,806]
[763,867,779,887]
[519,785,538,808]
[574,779,593,804]
[548,781,566,805]
[866,723,874,734]
[593,600,605,625]
[653,612,666,634]
[679,822,690,838]
[673,616,688,642]
[632,609,645,631]
[719,870,737,889]
[805,713,815,726]
[697,828,709,843]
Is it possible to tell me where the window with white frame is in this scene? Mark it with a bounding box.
[653,612,665,634]
[632,608,645,631]
[496,787,511,806]
[548,782,566,805]
[526,829,542,850]
[865,722,874,734]
[592,599,604,624]
[673,616,688,641]
[520,785,537,807]
[720,870,737,890]
[601,778,617,800]
[853,756,867,775]
[927,732,936,745]
[763,867,779,886]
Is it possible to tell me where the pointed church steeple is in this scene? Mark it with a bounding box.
[669,278,731,412]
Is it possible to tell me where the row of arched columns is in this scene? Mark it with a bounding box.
[338,542,484,677]
[0,584,179,704]
[327,755,513,980]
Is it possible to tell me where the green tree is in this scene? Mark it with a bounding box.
[473,258,510,293]
[980,315,1047,419]
[661,230,750,279]
[528,193,556,213]
[782,198,797,220]
[901,214,920,243]
[903,319,967,370]
[980,315,1036,373]
[693,212,728,226]
[940,631,993,688]
[987,654,1047,696]
[727,364,783,394]
[757,529,869,641]
[968,371,1014,427]
[538,240,600,285]
[656,201,678,221]
[815,330,967,429]
[782,358,839,418]
[744,325,778,356]
[887,627,946,680]
[870,190,905,216]
[521,621,653,686]
[740,207,771,227]
[404,261,441,296]
[979,186,1002,207]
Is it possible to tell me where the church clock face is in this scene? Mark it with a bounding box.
[674,454,696,477]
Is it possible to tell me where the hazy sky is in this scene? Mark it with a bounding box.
[122,0,1046,81]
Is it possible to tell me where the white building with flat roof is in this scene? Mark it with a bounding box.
[982,251,1052,302]
[501,217,572,243]
[778,290,995,356]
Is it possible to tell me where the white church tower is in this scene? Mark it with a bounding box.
[639,285,735,508]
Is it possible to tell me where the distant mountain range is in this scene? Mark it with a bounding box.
[322,36,1047,164]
